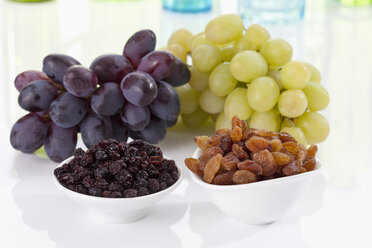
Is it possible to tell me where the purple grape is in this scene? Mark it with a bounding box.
[14,70,53,92]
[49,92,88,128]
[120,71,157,106]
[90,54,133,84]
[18,80,58,112]
[42,54,81,85]
[10,113,48,153]
[131,117,167,144]
[123,29,156,68]
[91,82,124,116]
[44,122,77,162]
[167,118,178,128]
[80,113,113,148]
[36,109,50,118]
[164,58,191,87]
[63,65,98,98]
[120,102,150,131]
[149,81,180,121]
[137,51,175,81]
[111,115,130,142]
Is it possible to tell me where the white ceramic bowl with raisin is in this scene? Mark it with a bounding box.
[190,148,321,225]
[54,156,183,224]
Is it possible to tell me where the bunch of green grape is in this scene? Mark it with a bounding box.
[164,14,330,145]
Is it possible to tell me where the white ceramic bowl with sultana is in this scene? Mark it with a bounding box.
[54,156,183,224]
[189,148,321,225]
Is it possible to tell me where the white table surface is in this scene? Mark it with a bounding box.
[1,0,372,247]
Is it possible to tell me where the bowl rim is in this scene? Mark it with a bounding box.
[189,148,321,190]
[53,155,183,201]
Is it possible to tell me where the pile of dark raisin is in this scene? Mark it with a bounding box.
[54,139,179,198]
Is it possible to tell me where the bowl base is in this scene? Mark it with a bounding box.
[245,220,276,225]
[229,216,278,225]
[89,209,147,224]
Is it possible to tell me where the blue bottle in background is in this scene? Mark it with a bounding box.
[162,0,212,13]
[238,0,305,24]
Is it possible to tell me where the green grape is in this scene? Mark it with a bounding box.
[209,63,238,97]
[221,45,236,62]
[192,44,222,72]
[205,14,244,44]
[230,51,268,83]
[247,76,280,112]
[224,87,253,121]
[243,24,270,49]
[175,84,200,114]
[236,82,248,88]
[188,32,200,51]
[211,113,219,123]
[294,112,329,144]
[249,109,281,132]
[233,36,257,53]
[199,89,225,114]
[168,28,193,52]
[215,111,232,131]
[181,107,209,128]
[188,67,209,92]
[188,32,203,50]
[280,117,295,129]
[302,82,330,111]
[167,44,187,63]
[190,34,216,51]
[260,38,292,67]
[34,146,48,160]
[302,62,321,83]
[280,61,310,89]
[266,69,283,90]
[278,89,308,118]
[280,126,307,145]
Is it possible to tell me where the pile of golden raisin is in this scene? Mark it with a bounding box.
[185,116,318,185]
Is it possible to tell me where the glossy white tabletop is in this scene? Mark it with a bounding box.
[1,0,372,247]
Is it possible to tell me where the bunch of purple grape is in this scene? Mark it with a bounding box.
[10,30,190,162]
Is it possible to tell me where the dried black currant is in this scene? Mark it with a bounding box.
[54,139,178,198]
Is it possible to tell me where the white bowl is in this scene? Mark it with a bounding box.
[190,148,321,225]
[54,156,183,224]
